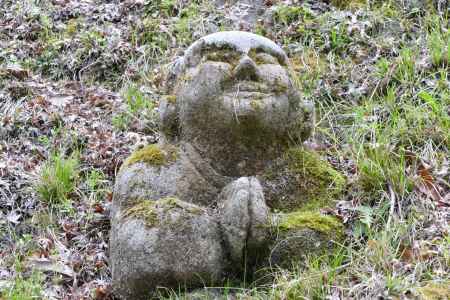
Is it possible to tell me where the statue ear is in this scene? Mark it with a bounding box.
[159,41,204,139]
[287,90,315,143]
[164,57,185,94]
[160,57,186,139]
[160,94,179,139]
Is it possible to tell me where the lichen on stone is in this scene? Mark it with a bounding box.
[278,210,344,238]
[250,99,263,111]
[122,200,158,227]
[122,144,178,168]
[159,197,203,215]
[121,197,204,228]
[165,94,177,104]
[202,48,241,66]
[273,77,289,93]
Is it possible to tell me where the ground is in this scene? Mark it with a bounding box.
[0,0,449,299]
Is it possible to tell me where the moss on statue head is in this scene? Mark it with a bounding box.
[122,144,178,169]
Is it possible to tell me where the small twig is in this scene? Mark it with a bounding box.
[386,183,396,229]
[368,62,397,102]
[78,59,99,93]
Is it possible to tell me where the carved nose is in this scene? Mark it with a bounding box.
[234,56,259,81]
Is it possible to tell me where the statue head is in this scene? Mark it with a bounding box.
[161,31,313,175]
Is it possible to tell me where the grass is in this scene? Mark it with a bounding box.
[123,84,154,114]
[269,248,348,299]
[85,169,108,206]
[426,16,450,68]
[1,0,448,299]
[112,84,157,131]
[131,18,171,56]
[35,151,79,206]
[1,254,44,300]
[355,144,413,195]
[3,272,43,300]
[86,169,106,191]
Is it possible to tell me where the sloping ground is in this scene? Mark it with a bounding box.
[0,0,448,299]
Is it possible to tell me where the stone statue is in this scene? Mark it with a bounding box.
[110,31,345,299]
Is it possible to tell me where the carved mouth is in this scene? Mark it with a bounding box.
[224,80,287,96]
[234,81,270,93]
[224,81,271,98]
[223,93,271,116]
[222,80,288,116]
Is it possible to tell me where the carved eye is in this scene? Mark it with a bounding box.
[252,53,279,65]
[203,50,240,65]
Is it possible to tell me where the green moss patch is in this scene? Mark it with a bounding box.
[286,147,346,210]
[159,197,203,215]
[122,200,158,227]
[165,94,177,104]
[121,197,204,227]
[122,144,178,168]
[278,211,344,238]
[202,48,241,66]
[250,99,263,111]
[274,5,311,26]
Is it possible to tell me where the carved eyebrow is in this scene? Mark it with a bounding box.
[251,52,280,65]
[200,46,243,65]
[249,47,286,66]
[200,44,243,55]
[200,47,286,67]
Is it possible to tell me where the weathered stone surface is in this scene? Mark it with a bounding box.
[112,143,229,218]
[111,198,225,300]
[217,177,269,269]
[110,31,343,299]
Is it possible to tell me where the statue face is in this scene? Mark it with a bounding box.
[177,31,294,122]
[203,48,291,118]
[159,31,313,175]
[162,32,312,148]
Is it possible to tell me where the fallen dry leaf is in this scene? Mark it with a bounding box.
[93,203,105,213]
[94,285,109,299]
[4,65,30,80]
[416,161,443,203]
